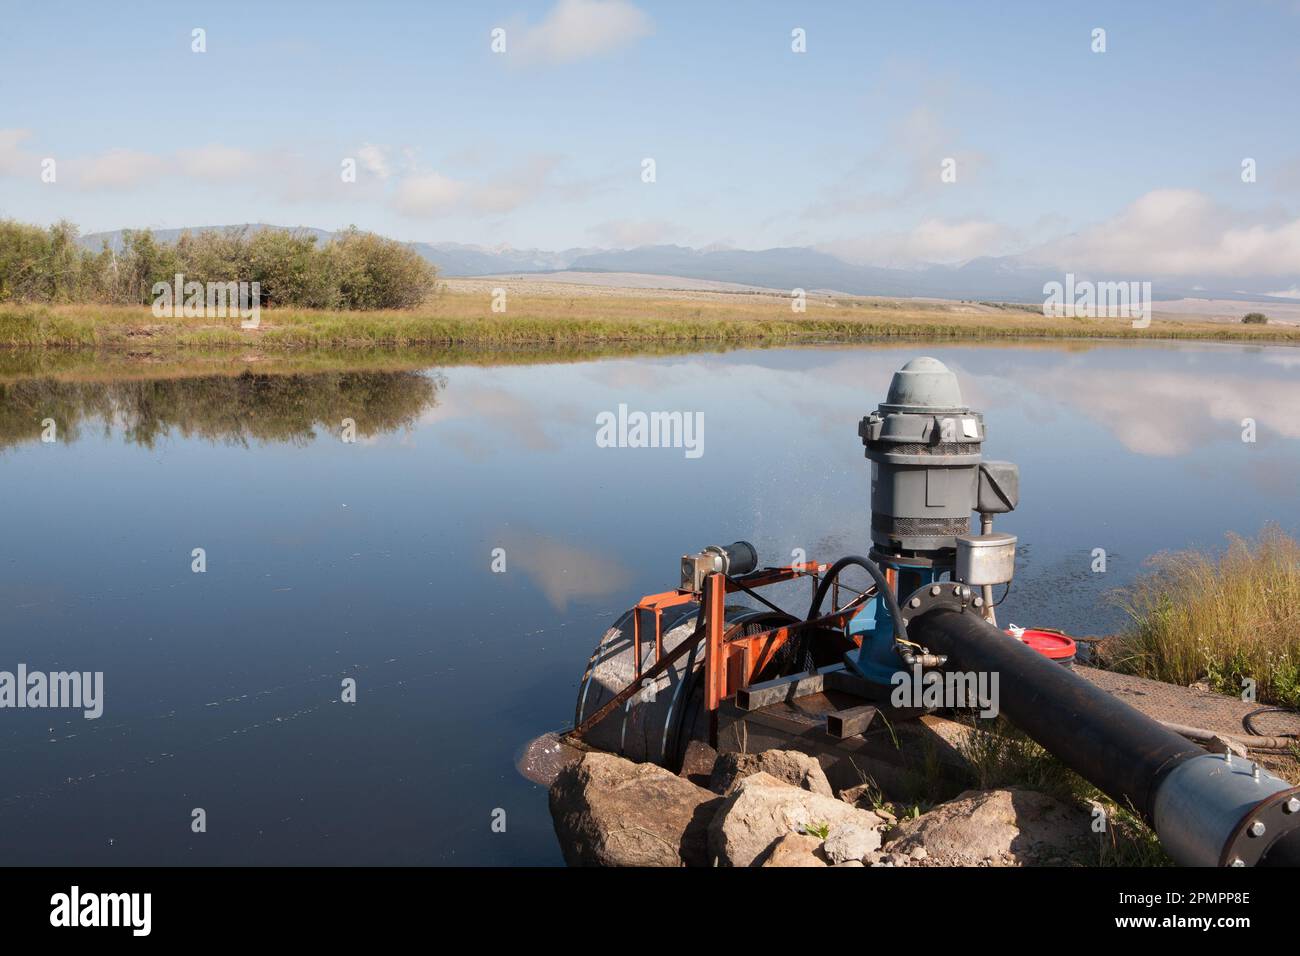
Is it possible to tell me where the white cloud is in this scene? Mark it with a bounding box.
[72,148,169,189]
[588,218,678,246]
[357,143,391,181]
[821,218,1012,266]
[0,129,34,175]
[471,155,561,213]
[512,0,652,65]
[1026,189,1300,278]
[177,145,259,180]
[390,156,571,218]
[393,172,467,216]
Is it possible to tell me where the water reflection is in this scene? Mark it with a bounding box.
[0,369,444,450]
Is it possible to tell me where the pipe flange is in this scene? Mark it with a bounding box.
[897,580,979,628]
[1220,786,1300,867]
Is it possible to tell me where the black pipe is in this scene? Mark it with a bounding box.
[911,607,1300,866]
[910,607,1200,821]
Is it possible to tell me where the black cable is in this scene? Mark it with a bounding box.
[806,555,909,649]
[1244,706,1300,739]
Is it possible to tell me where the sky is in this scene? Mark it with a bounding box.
[1,0,1299,283]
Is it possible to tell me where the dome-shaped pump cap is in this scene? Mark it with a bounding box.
[883,356,965,410]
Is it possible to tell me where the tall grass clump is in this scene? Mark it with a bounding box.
[1106,526,1300,707]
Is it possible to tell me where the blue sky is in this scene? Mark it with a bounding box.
[1,0,1298,280]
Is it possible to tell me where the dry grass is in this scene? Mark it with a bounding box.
[3,288,1300,351]
[954,716,1171,866]
[1104,527,1300,707]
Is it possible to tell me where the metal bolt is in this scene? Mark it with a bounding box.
[1249,821,1267,838]
[973,596,984,607]
[909,597,921,608]
[1284,798,1300,814]
[1252,764,1260,781]
[1230,858,1245,867]
[929,585,941,597]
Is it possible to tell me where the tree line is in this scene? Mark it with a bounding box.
[0,220,439,310]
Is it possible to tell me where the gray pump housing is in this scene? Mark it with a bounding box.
[860,357,1019,554]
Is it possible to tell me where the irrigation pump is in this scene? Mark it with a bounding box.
[848,356,1019,684]
[567,356,1300,867]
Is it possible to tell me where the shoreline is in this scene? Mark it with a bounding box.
[3,286,1299,352]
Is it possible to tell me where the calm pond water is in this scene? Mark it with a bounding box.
[1,340,1297,865]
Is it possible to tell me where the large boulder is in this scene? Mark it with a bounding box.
[708,772,886,867]
[708,749,834,797]
[550,752,722,866]
[885,788,1093,866]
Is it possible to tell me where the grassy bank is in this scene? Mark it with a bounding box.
[3,289,1300,351]
[1103,527,1300,709]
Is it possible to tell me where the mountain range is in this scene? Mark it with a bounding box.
[78,225,1295,304]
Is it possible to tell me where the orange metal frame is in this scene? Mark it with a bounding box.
[629,562,869,720]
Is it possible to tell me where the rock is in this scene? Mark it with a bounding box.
[835,859,865,867]
[678,739,719,788]
[822,820,882,864]
[550,752,722,867]
[708,750,834,797]
[909,845,929,861]
[708,772,885,867]
[1202,734,1249,759]
[886,788,1093,867]
[759,833,828,867]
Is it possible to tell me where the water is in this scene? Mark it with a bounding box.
[1,340,1296,865]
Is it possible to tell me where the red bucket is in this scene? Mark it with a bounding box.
[1006,627,1076,666]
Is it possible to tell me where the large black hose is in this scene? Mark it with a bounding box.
[910,607,1199,820]
[806,555,908,647]
[910,607,1300,866]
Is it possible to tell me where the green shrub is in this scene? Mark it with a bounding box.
[0,220,437,311]
[1242,312,1268,324]
[327,227,438,310]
